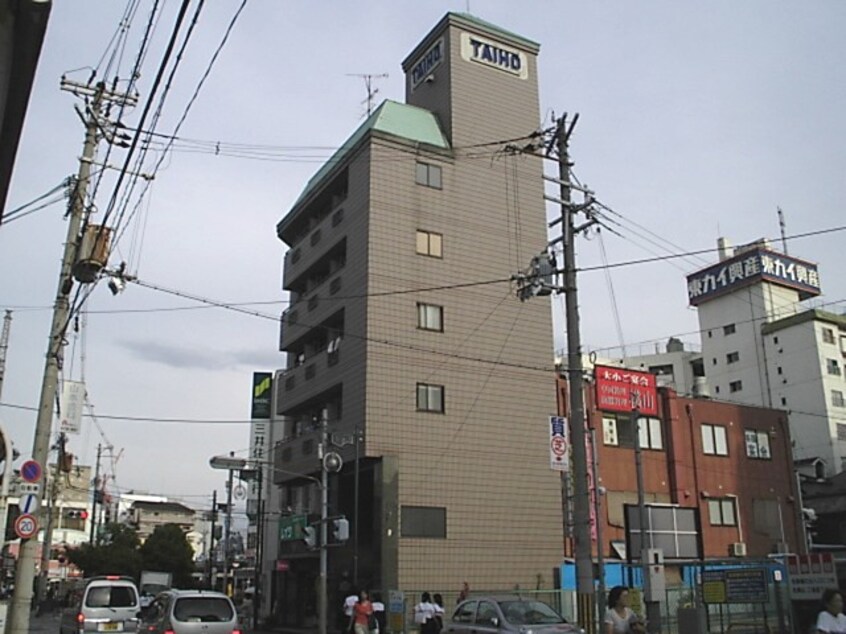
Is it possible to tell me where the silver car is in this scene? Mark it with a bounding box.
[142,590,240,634]
[60,576,141,634]
[444,597,583,634]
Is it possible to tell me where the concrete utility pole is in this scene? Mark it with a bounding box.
[89,443,102,544]
[516,114,598,630]
[209,489,218,588]
[555,114,597,631]
[318,413,329,634]
[6,80,107,634]
[0,311,12,400]
[36,434,67,608]
[224,454,235,595]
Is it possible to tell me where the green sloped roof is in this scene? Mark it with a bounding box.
[450,12,540,50]
[293,100,450,207]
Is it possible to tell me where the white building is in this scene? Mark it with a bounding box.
[685,238,846,473]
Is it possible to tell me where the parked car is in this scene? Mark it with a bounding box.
[141,589,240,634]
[444,597,583,634]
[60,575,141,634]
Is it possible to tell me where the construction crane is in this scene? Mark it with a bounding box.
[0,310,11,400]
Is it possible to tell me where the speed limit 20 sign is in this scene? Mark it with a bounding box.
[14,513,38,539]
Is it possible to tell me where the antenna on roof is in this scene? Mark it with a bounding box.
[347,73,389,117]
[777,206,788,255]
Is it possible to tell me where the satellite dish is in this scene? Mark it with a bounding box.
[323,452,343,473]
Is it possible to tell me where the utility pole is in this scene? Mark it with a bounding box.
[209,489,218,588]
[633,407,651,602]
[353,423,361,586]
[6,79,112,634]
[89,443,102,544]
[318,413,329,634]
[516,114,598,630]
[36,434,67,608]
[0,311,12,400]
[556,114,596,630]
[224,454,235,596]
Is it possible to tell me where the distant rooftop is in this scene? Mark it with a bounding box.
[761,308,846,335]
[132,500,195,515]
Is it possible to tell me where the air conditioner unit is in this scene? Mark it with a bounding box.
[730,542,747,557]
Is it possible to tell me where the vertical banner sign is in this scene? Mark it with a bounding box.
[59,380,86,435]
[549,416,569,472]
[251,372,272,419]
[594,365,658,416]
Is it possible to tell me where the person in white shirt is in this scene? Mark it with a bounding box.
[344,593,359,633]
[414,592,437,634]
[817,589,846,634]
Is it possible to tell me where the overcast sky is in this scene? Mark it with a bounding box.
[1,1,844,514]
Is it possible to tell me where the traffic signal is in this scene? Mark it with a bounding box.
[332,518,349,542]
[66,509,89,519]
[302,526,317,548]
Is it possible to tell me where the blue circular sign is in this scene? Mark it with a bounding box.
[21,460,42,483]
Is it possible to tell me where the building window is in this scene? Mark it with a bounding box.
[833,390,846,408]
[777,366,783,375]
[730,380,743,393]
[638,417,664,450]
[837,424,846,442]
[781,396,787,407]
[708,498,737,526]
[724,324,736,335]
[727,352,740,364]
[826,359,842,376]
[603,415,662,450]
[401,505,446,538]
[416,230,443,258]
[702,424,728,456]
[745,430,772,459]
[712,358,717,366]
[417,303,443,331]
[415,162,442,189]
[708,331,713,338]
[417,383,444,413]
[822,328,836,344]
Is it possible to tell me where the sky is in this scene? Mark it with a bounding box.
[1,1,844,515]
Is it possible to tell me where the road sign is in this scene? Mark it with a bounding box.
[14,513,38,539]
[549,416,569,472]
[20,460,42,483]
[19,493,40,514]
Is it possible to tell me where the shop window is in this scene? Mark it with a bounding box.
[745,430,771,459]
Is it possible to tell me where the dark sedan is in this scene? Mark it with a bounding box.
[443,597,583,634]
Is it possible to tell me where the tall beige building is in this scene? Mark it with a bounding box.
[271,14,561,624]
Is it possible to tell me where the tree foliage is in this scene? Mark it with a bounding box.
[139,524,196,588]
[66,524,142,578]
[65,523,196,587]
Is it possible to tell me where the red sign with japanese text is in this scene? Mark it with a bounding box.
[594,365,658,416]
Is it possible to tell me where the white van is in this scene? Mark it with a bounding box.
[60,576,141,634]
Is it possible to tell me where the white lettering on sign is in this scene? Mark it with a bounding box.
[687,249,821,306]
[460,33,528,79]
[410,38,444,90]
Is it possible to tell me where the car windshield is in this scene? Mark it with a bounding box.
[86,586,138,608]
[173,597,234,623]
[499,600,563,625]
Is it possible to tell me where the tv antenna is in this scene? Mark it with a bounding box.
[347,73,389,117]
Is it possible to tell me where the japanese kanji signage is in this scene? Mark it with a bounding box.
[595,365,658,416]
[549,416,569,472]
[687,247,821,306]
[787,553,838,600]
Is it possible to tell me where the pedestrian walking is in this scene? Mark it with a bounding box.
[414,592,437,634]
[433,594,445,632]
[350,590,374,634]
[816,588,846,633]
